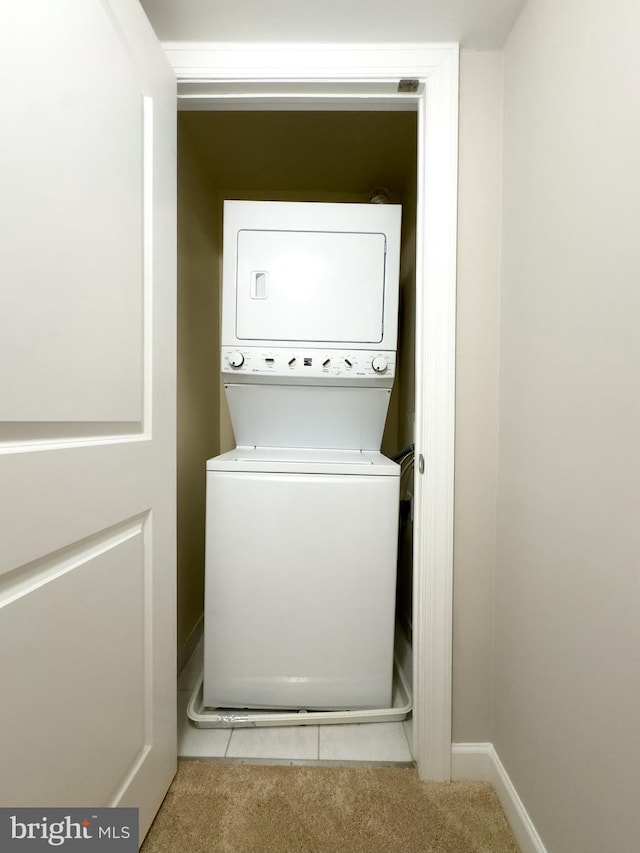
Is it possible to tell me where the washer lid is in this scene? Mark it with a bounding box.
[206,446,399,476]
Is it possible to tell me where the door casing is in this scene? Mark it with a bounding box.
[165,42,459,781]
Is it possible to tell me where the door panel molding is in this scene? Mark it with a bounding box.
[0,521,147,806]
[0,513,146,606]
[0,91,157,452]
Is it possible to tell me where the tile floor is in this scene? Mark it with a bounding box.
[178,638,414,765]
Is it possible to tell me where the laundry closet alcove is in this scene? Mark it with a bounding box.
[167,43,459,782]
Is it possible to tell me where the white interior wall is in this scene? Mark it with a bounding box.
[495,0,640,849]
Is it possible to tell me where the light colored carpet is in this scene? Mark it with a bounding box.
[141,759,520,852]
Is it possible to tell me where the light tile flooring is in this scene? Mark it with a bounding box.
[178,638,414,765]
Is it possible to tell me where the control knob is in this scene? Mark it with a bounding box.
[372,356,388,374]
[229,351,244,368]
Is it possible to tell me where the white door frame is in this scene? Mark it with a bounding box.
[164,42,459,781]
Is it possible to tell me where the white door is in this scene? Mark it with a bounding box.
[0,0,176,841]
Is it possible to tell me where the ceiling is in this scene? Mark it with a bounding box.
[140,0,527,49]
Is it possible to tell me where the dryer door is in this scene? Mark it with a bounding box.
[235,228,386,344]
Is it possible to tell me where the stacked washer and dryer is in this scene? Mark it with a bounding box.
[203,199,403,716]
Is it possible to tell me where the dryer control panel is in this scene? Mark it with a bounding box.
[221,346,396,387]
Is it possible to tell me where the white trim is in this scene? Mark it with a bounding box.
[166,43,459,782]
[163,41,459,80]
[452,744,548,853]
[411,45,459,781]
[451,742,495,781]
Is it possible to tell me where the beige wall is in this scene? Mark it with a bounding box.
[176,124,221,653]
[495,0,640,849]
[452,50,503,742]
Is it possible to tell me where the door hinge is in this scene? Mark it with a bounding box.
[418,453,425,474]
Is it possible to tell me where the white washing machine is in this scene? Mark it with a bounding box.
[204,200,402,711]
[204,447,399,710]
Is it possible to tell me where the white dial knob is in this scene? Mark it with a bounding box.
[229,351,244,368]
[372,356,388,373]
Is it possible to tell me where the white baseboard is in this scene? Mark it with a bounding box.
[452,743,547,853]
[177,613,204,676]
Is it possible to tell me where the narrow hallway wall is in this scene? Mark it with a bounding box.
[452,49,503,743]
[495,0,640,849]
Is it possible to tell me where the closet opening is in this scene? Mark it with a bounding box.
[176,108,418,745]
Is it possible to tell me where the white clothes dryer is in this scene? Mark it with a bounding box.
[203,447,400,711]
[220,200,402,450]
